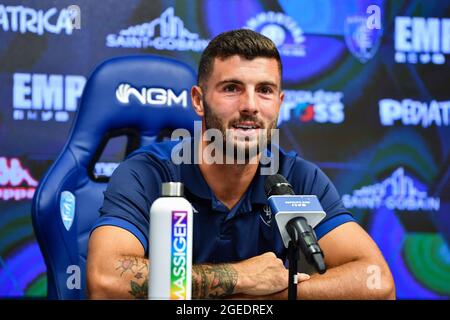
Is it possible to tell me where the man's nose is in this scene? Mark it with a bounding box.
[239,91,258,115]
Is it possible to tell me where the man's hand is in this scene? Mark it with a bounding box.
[192,251,310,299]
[233,252,306,296]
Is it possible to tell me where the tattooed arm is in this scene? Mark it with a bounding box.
[87,226,290,299]
[87,226,149,299]
[192,253,290,299]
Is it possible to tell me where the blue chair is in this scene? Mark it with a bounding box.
[31,55,199,299]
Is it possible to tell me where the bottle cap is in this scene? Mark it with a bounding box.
[161,182,184,197]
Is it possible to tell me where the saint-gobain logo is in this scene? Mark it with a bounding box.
[106,7,209,51]
[115,83,188,107]
[60,191,75,231]
[342,167,440,212]
[245,11,306,57]
[170,211,188,300]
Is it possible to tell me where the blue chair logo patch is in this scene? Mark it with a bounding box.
[60,191,76,231]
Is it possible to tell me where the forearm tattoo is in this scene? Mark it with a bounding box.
[116,256,149,299]
[192,264,238,299]
[116,257,238,299]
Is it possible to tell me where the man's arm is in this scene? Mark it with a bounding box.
[87,226,148,299]
[261,221,395,300]
[87,226,292,299]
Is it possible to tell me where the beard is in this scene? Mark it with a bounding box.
[202,97,278,162]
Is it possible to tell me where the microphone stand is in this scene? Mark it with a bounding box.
[286,220,301,300]
[287,239,299,300]
[286,218,327,300]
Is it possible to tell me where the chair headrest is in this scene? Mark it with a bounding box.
[68,55,200,167]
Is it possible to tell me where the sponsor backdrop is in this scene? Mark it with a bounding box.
[0,0,449,299]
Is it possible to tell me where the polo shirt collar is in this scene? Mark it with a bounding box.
[181,159,212,200]
[180,138,289,210]
[249,144,299,205]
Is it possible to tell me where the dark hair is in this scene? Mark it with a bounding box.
[197,29,282,87]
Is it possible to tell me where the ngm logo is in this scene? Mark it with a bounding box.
[106,7,209,51]
[0,157,37,201]
[0,4,79,35]
[395,16,450,64]
[279,90,345,125]
[13,73,86,122]
[170,211,188,300]
[116,83,188,108]
[245,11,305,57]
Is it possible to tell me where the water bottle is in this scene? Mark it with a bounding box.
[148,182,193,300]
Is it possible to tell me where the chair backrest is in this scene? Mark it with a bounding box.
[31,55,199,299]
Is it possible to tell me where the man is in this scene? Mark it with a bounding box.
[87,29,395,299]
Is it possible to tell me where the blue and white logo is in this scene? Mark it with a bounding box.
[106,7,209,51]
[342,167,440,211]
[13,73,86,122]
[245,11,306,57]
[268,195,325,248]
[60,191,75,231]
[115,83,188,107]
[379,98,450,128]
[279,90,345,125]
[260,204,272,227]
[344,15,383,63]
[0,4,76,35]
[395,16,449,65]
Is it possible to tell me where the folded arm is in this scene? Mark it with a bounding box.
[87,226,293,299]
[240,222,396,300]
[298,221,395,299]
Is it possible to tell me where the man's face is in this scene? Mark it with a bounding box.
[195,55,284,159]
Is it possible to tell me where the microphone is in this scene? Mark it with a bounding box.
[264,174,326,274]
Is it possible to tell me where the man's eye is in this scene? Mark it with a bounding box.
[223,84,238,92]
[259,86,274,94]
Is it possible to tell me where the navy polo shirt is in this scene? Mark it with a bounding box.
[92,138,355,264]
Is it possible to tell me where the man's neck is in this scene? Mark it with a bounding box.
[197,141,260,210]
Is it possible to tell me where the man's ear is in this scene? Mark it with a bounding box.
[191,85,204,117]
[277,90,284,114]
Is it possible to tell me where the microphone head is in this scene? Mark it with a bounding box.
[264,174,295,196]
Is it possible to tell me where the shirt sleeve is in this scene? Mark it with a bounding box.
[290,159,356,240]
[90,153,164,253]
